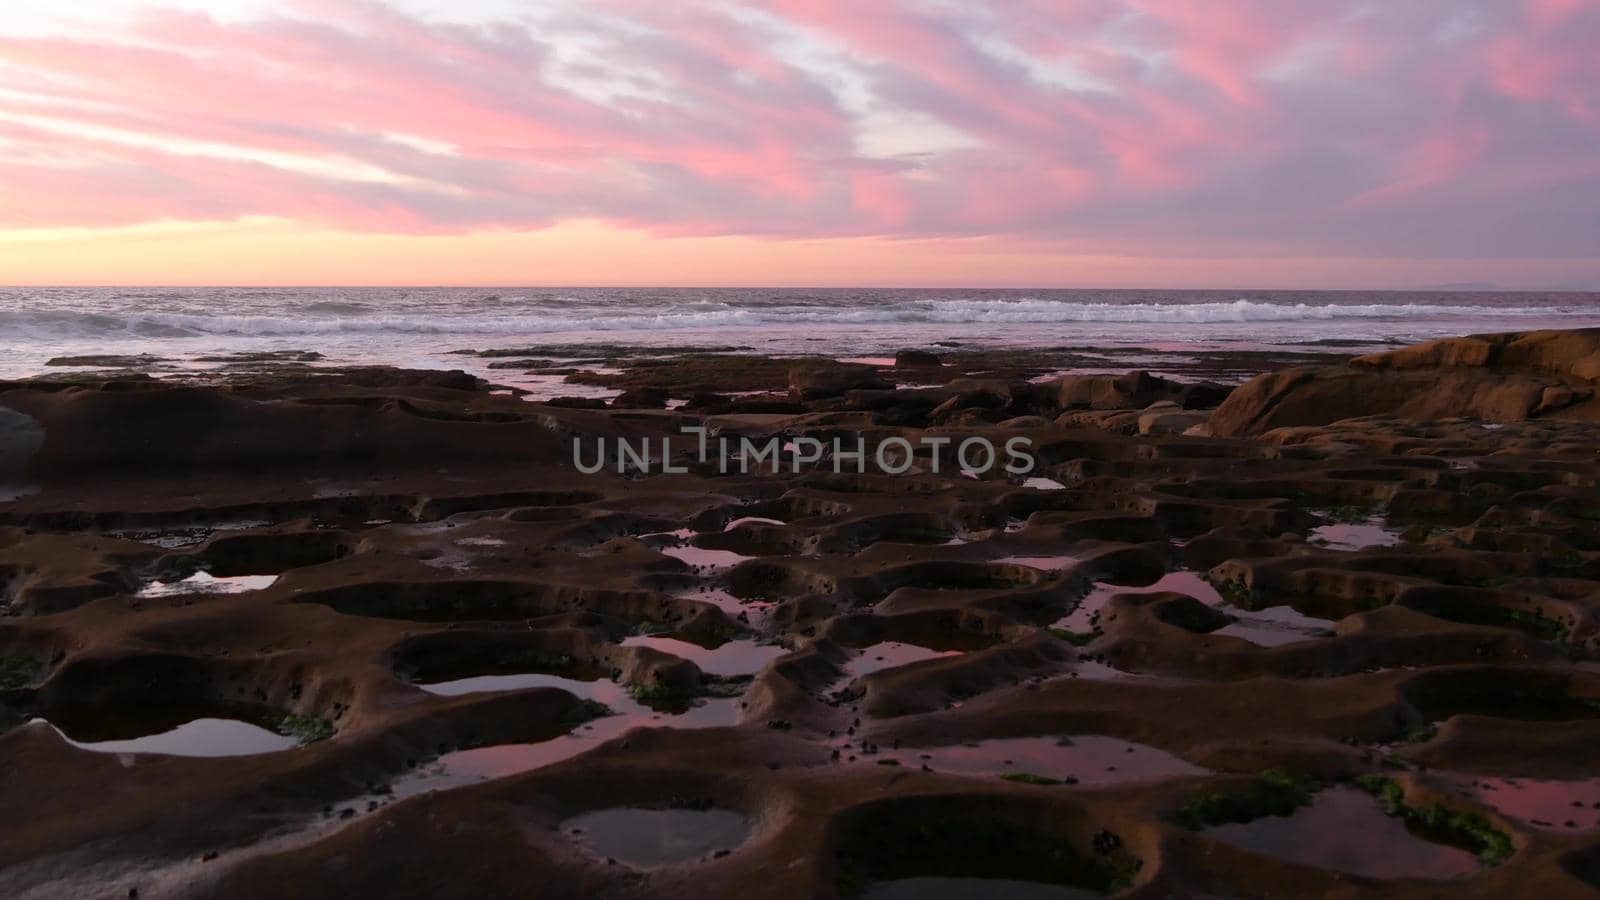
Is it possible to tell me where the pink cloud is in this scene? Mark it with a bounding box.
[0,0,1594,260]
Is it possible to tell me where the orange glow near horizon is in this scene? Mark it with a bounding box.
[1,218,1595,290]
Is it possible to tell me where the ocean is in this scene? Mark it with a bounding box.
[3,287,1598,383]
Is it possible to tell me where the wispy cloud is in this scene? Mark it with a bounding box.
[0,0,1596,260]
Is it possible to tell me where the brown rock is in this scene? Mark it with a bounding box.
[1353,328,1600,381]
[1353,337,1496,370]
[0,405,45,478]
[546,396,609,409]
[610,387,669,409]
[1211,328,1600,436]
[893,349,943,367]
[44,354,165,368]
[1055,409,1143,434]
[1536,385,1591,414]
[1138,407,1209,435]
[1051,370,1186,411]
[787,364,891,401]
[679,391,732,411]
[996,415,1052,429]
[1178,381,1233,409]
[928,387,1011,425]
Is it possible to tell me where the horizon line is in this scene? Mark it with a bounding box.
[3,283,1599,294]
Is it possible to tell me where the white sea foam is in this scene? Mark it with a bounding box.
[0,299,1579,341]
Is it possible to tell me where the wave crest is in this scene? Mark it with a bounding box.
[0,298,1578,341]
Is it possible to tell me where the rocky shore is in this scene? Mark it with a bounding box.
[2,329,1599,898]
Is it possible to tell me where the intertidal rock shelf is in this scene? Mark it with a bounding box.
[1,329,1599,898]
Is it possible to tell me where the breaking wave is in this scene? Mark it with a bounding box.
[0,299,1580,342]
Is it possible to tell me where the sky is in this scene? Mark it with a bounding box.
[0,0,1596,289]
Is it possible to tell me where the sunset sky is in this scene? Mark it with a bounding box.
[0,0,1596,288]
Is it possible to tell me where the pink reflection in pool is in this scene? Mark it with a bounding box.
[1213,605,1337,646]
[906,735,1207,786]
[1310,517,1403,551]
[1451,776,1600,831]
[1205,787,1480,880]
[621,635,787,677]
[846,641,964,678]
[1056,571,1223,632]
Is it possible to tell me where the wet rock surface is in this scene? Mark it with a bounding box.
[0,330,1598,898]
[1211,328,1600,436]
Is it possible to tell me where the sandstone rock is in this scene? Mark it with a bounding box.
[1352,328,1600,381]
[1211,329,1600,437]
[841,388,952,427]
[717,397,807,414]
[313,367,485,392]
[938,408,1005,427]
[546,396,610,409]
[997,415,1052,429]
[1179,381,1233,409]
[1353,337,1496,370]
[0,406,44,478]
[1051,371,1187,411]
[872,406,932,427]
[787,364,891,401]
[1139,408,1209,435]
[485,358,558,370]
[928,384,1015,425]
[837,387,954,411]
[611,387,669,409]
[940,378,1015,401]
[893,349,943,367]
[680,391,732,411]
[0,380,607,477]
[1536,385,1591,414]
[193,350,324,364]
[44,354,165,368]
[1055,409,1142,434]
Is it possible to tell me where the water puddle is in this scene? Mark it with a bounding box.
[723,516,786,531]
[111,519,273,549]
[896,735,1207,786]
[994,555,1077,571]
[1021,478,1067,491]
[419,550,477,573]
[1061,660,1147,681]
[562,806,750,867]
[1055,572,1222,632]
[418,672,608,698]
[675,586,776,628]
[844,641,964,679]
[136,572,277,598]
[1213,605,1338,647]
[40,715,300,757]
[860,878,1100,900]
[660,545,756,571]
[1449,776,1600,831]
[1309,516,1404,551]
[454,536,507,547]
[384,689,739,800]
[1203,786,1479,880]
[620,636,786,677]
[642,527,698,542]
